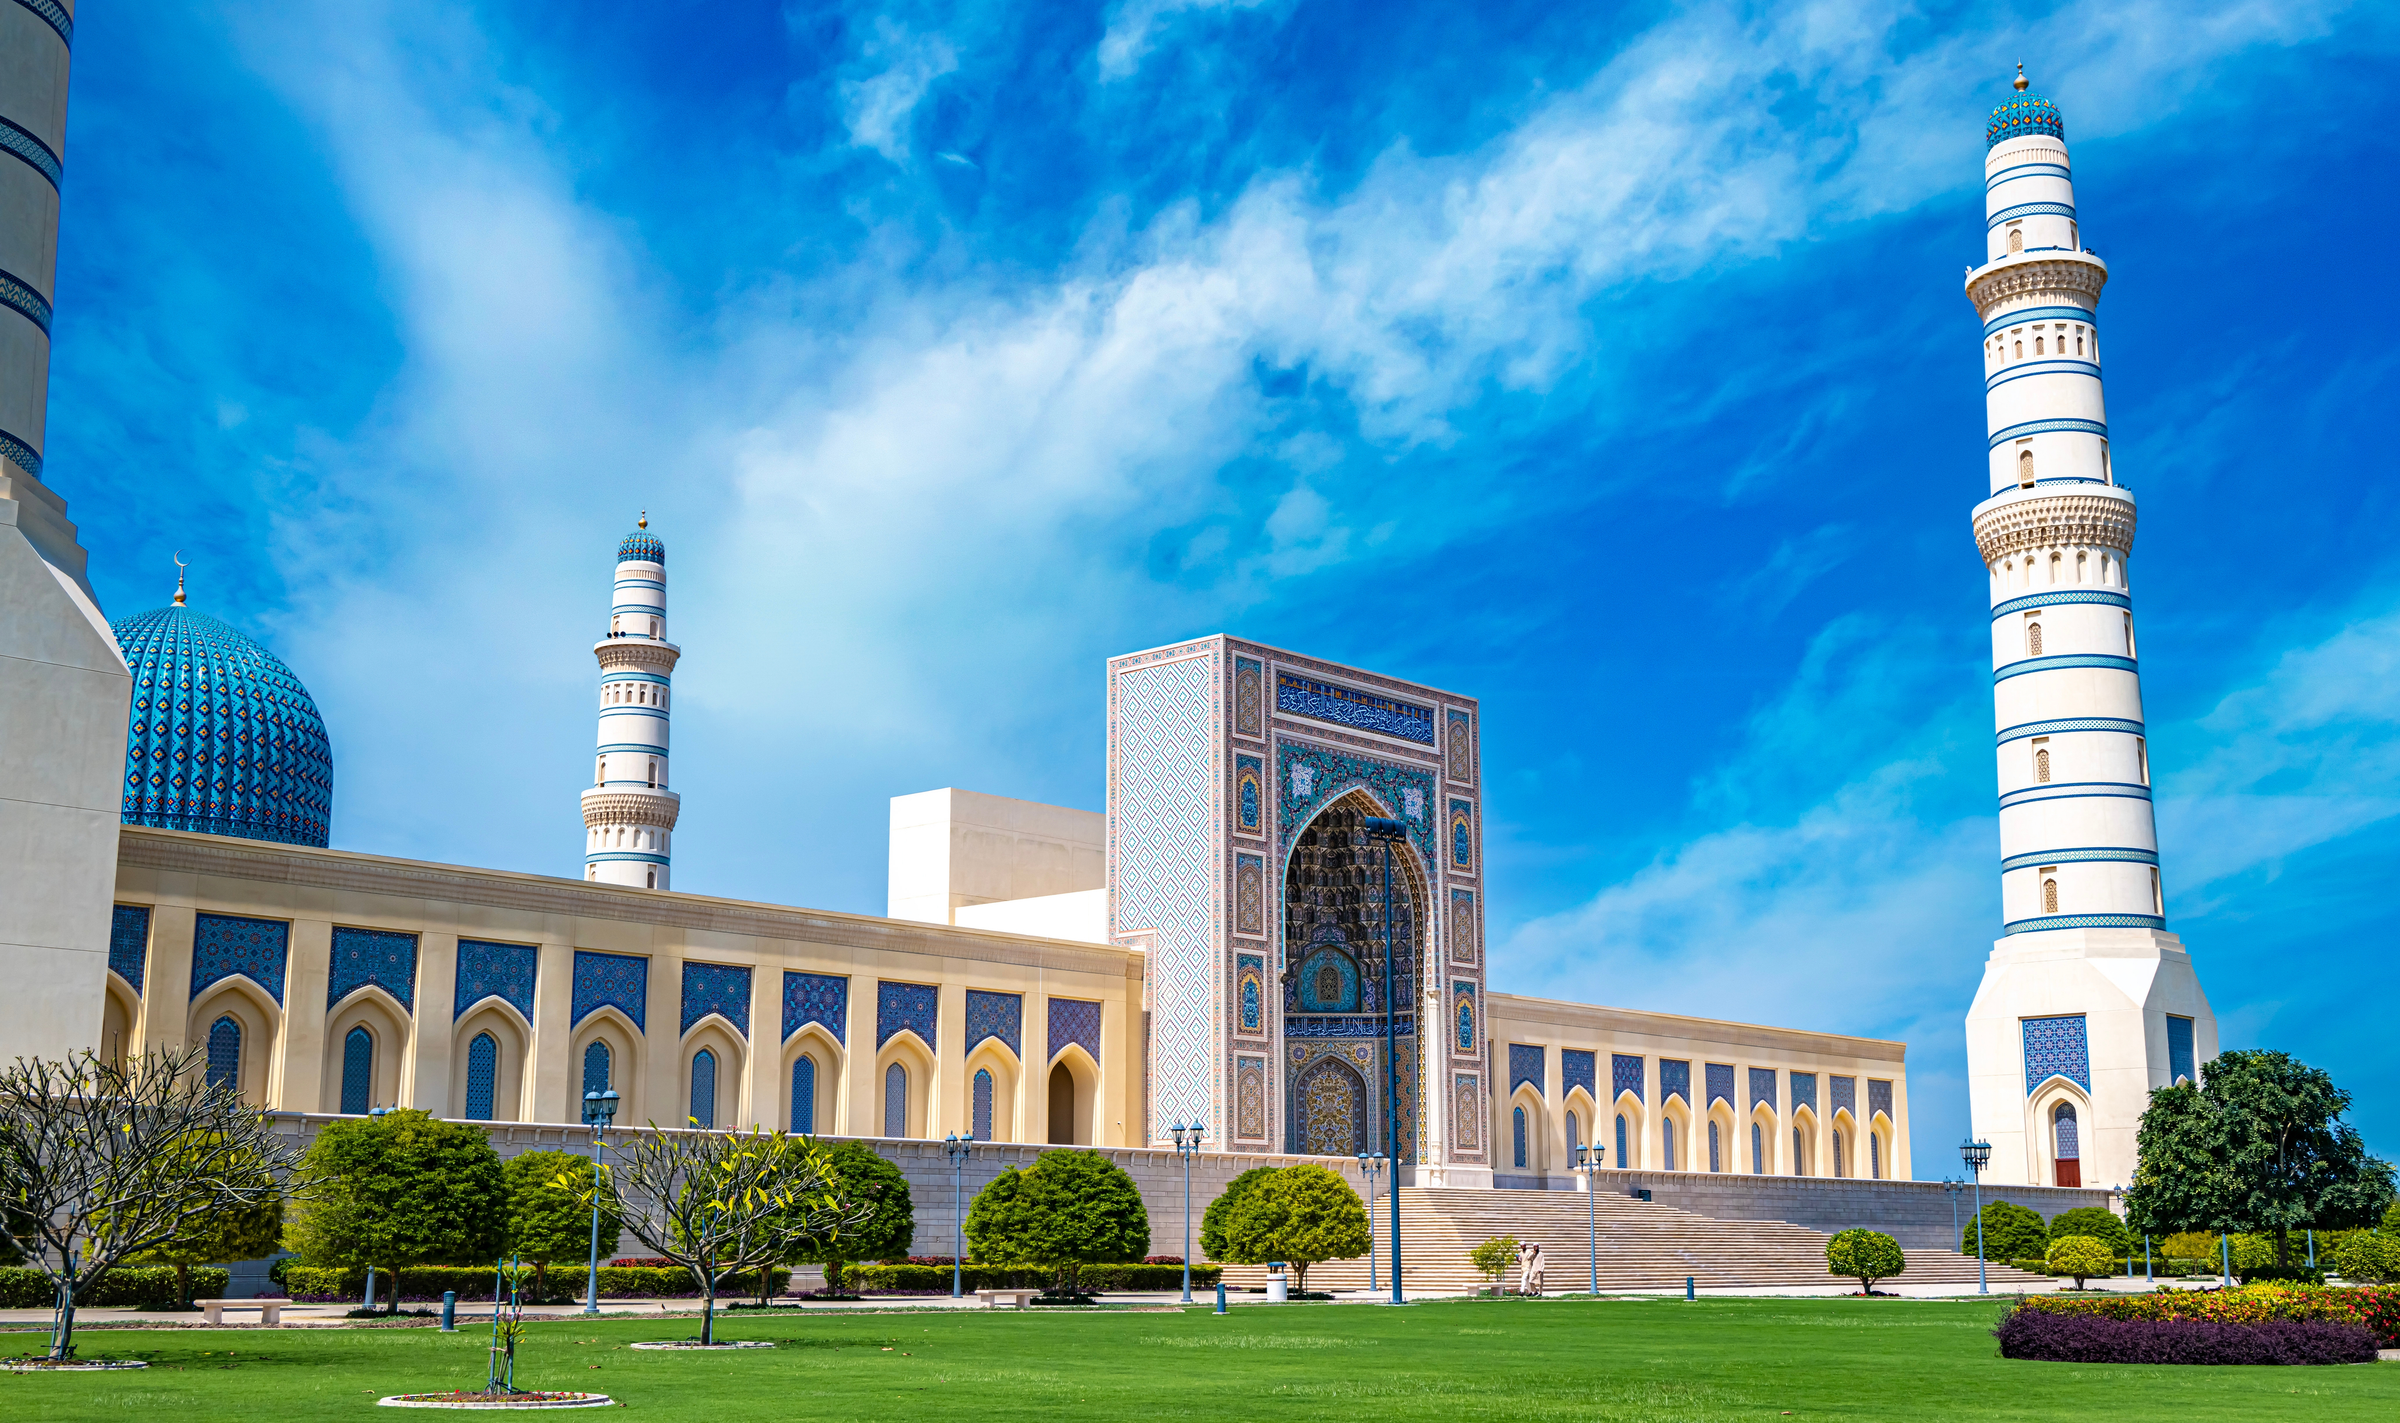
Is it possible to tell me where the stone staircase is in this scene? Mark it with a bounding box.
[1219,1186,2050,1293]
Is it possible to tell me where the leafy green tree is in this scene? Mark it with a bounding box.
[784,1141,913,1296]
[2046,1206,2131,1258]
[1961,1200,2046,1262]
[2333,1231,2400,1284]
[1213,1165,1368,1294]
[1199,1167,1278,1262]
[964,1149,1149,1297]
[2047,1235,2114,1289]
[1824,1229,1905,1293]
[285,1110,508,1313]
[132,1194,282,1309]
[503,1151,619,1299]
[1468,1236,1519,1297]
[2123,1050,2395,1268]
[2384,1199,2400,1233]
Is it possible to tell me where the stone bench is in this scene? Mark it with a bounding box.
[196,1298,291,1326]
[974,1288,1039,1310]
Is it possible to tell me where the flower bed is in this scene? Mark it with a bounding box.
[1996,1308,2377,1365]
[2007,1284,2400,1349]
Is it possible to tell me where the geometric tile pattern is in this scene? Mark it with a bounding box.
[1790,1071,1817,1114]
[464,1031,498,1120]
[206,1016,241,1091]
[1867,1078,1893,1121]
[1236,1055,1266,1140]
[572,950,648,1031]
[457,939,540,1022]
[783,971,848,1044]
[1452,981,1477,1053]
[1661,1058,1691,1105]
[340,1025,374,1114]
[1830,1074,1856,1118]
[1509,1042,1544,1096]
[1449,889,1476,963]
[1234,755,1263,834]
[1748,1066,1778,1111]
[681,961,752,1039]
[689,1048,717,1129]
[1237,956,1266,1037]
[1452,1072,1482,1153]
[1277,742,1437,864]
[1448,799,1474,869]
[2022,1014,2091,1094]
[1613,1053,1646,1103]
[328,926,417,1010]
[790,1054,815,1133]
[965,989,1021,1057]
[1234,854,1264,935]
[109,904,151,993]
[1233,657,1263,738]
[191,912,289,1005]
[1446,709,1473,781]
[1110,654,1217,1136]
[877,981,938,1049]
[1274,669,1436,745]
[1561,1048,1595,1102]
[1707,1062,1735,1109]
[1050,997,1102,1063]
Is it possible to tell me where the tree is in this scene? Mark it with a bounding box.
[2046,1206,2131,1258]
[576,1125,861,1344]
[2046,1235,2114,1289]
[1213,1165,1369,1294]
[2123,1050,2395,1268]
[1199,1166,1278,1263]
[1961,1200,2046,1262]
[2332,1231,2400,1284]
[0,1048,298,1359]
[131,1166,283,1309]
[964,1149,1149,1298]
[783,1141,912,1297]
[1824,1229,1905,1293]
[503,1151,619,1300]
[1468,1236,1519,1298]
[285,1109,508,1314]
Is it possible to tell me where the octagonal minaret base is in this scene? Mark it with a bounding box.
[582,517,679,890]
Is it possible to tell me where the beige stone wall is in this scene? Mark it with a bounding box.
[1485,992,1913,1185]
[886,788,1105,924]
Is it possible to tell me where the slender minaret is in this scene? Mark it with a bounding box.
[1962,69,2217,1190]
[581,515,679,889]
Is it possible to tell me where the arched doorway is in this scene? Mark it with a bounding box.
[1281,793,1425,1159]
[1296,1054,1367,1157]
[2052,1101,2081,1187]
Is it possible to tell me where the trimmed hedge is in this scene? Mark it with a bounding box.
[0,1266,230,1310]
[282,1264,788,1304]
[2011,1283,2400,1349]
[842,1262,1220,1294]
[1997,1307,2377,1365]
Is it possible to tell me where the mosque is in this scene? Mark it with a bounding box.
[0,15,2212,1223]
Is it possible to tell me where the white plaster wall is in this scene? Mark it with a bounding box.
[953,888,1109,944]
[888,788,1105,923]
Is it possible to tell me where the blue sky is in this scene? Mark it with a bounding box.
[44,1,2400,1163]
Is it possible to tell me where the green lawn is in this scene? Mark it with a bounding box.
[5,1296,2394,1421]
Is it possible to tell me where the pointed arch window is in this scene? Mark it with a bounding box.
[973,1068,994,1142]
[689,1048,716,1129]
[2017,450,2035,487]
[465,1032,498,1121]
[2026,621,2043,657]
[1512,1106,1528,1169]
[1708,1119,1722,1173]
[1751,1122,1764,1175]
[1832,1130,1845,1178]
[2034,335,2045,355]
[2034,747,2051,783]
[2008,228,2023,254]
[1870,1131,1883,1180]
[583,1040,611,1099]
[884,1062,908,1138]
[791,1055,816,1134]
[1565,1110,1580,1151]
[206,1016,242,1094]
[2043,877,2060,914]
[340,1025,374,1115]
[1793,1127,1805,1175]
[1663,1118,1677,1171]
[1615,1113,1629,1170]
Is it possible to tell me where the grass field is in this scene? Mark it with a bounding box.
[5,1296,2395,1421]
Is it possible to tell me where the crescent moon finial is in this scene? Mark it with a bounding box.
[172,550,188,605]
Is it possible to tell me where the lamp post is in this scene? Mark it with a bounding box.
[1941,1178,1963,1252]
[580,1087,619,1315]
[1356,1153,1385,1292]
[1960,1139,1992,1295]
[1171,1123,1204,1303]
[943,1133,972,1299]
[1575,1142,1605,1294]
[1362,815,1410,1306]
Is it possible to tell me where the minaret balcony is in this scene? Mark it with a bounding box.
[579,786,682,829]
[1965,249,2108,320]
[1972,483,2137,566]
[594,637,682,673]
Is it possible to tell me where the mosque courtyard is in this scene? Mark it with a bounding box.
[7,1296,2394,1421]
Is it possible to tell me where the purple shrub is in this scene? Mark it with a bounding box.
[1996,1307,2379,1365]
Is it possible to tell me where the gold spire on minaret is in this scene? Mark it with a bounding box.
[2014,63,2029,92]
[172,551,187,606]
[638,510,648,530]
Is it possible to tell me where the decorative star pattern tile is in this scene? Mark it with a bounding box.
[109,905,151,994]
[458,940,540,1022]
[328,926,418,1010]
[191,913,289,1004]
[681,961,752,1038]
[965,989,1022,1056]
[782,971,847,1044]
[571,950,647,1030]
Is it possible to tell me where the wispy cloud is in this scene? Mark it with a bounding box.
[838,18,960,163]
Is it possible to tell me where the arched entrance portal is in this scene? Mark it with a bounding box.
[1280,793,1426,1160]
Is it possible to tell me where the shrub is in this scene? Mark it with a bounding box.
[0,1266,229,1310]
[2011,1282,2400,1348]
[840,1262,1216,1294]
[1468,1237,1519,1297]
[2047,1207,2131,1256]
[2333,1232,2400,1284]
[2046,1235,2115,1288]
[284,1110,507,1315]
[1962,1200,2046,1262]
[1825,1229,1905,1292]
[787,1141,914,1294]
[965,1150,1149,1297]
[1199,1168,1279,1262]
[279,1263,787,1303]
[1996,1306,2376,1365]
[1210,1165,1369,1293]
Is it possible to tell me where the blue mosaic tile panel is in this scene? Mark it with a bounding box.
[1868,1078,1893,1121]
[191,912,289,1004]
[457,939,539,1022]
[1234,755,1264,834]
[1050,997,1102,1062]
[464,1031,498,1120]
[689,1048,717,1129]
[1233,656,1264,737]
[1111,653,1216,1137]
[329,927,417,1010]
[1448,799,1474,869]
[1508,1043,1544,1096]
[2166,1014,2195,1084]
[965,989,1022,1057]
[972,1068,994,1140]
[790,1055,815,1133]
[110,905,150,993]
[1445,709,1473,781]
[681,961,752,1038]
[2022,1014,2091,1094]
[1234,853,1265,935]
[1274,670,1435,745]
[339,1025,374,1115]
[1706,1062,1734,1109]
[1748,1066,1778,1111]
[782,971,847,1044]
[1661,1059,1692,1105]
[1613,1053,1646,1103]
[1561,1048,1595,1102]
[1830,1075,1856,1117]
[877,980,938,1048]
[1237,956,1267,1037]
[1452,982,1477,1052]
[1791,1071,1817,1113]
[1277,743,1437,864]
[582,1040,612,1097]
[572,950,648,1031]
[205,1016,241,1090]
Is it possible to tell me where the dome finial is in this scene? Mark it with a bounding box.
[2014,62,2029,92]
[172,550,187,607]
[638,510,648,530]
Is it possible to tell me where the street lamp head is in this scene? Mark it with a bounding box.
[1961,1138,1992,1170]
[1362,816,1409,843]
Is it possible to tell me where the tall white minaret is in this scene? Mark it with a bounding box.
[581,515,679,889]
[1962,69,2216,1191]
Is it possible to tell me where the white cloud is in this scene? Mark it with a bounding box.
[1096,0,1280,81]
[838,19,959,163]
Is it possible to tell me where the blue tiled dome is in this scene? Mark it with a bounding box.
[1988,83,2064,150]
[110,605,333,848]
[617,528,664,564]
